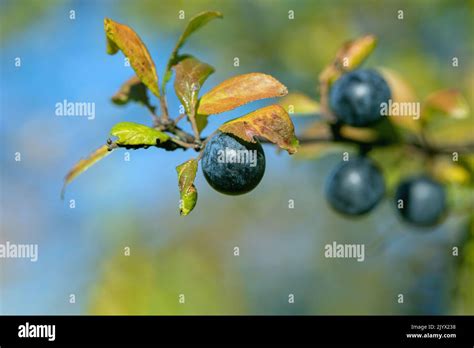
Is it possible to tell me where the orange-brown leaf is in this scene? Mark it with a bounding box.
[198,73,288,115]
[104,18,160,97]
[218,104,298,154]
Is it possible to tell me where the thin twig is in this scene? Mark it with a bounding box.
[145,103,160,123]
[267,133,474,155]
[154,109,474,157]
[174,113,186,125]
[170,137,199,150]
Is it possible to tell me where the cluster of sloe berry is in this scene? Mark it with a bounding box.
[201,69,447,228]
[326,69,446,227]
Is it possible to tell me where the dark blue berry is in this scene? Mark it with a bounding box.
[329,69,391,127]
[394,176,446,227]
[201,132,265,195]
[325,156,385,216]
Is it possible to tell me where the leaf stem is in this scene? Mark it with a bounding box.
[188,110,201,144]
[174,113,186,125]
[145,104,160,123]
[160,96,170,122]
[170,137,199,150]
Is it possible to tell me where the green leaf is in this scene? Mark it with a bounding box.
[104,18,160,98]
[195,113,208,133]
[198,73,288,115]
[111,76,151,107]
[278,92,320,116]
[61,145,113,199]
[162,11,223,93]
[111,122,170,146]
[339,125,380,142]
[173,56,214,116]
[218,104,299,154]
[176,159,198,216]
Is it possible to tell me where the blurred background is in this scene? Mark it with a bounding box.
[0,0,473,315]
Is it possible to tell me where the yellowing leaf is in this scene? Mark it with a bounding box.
[106,35,119,55]
[278,92,320,116]
[176,159,198,216]
[425,117,474,147]
[173,56,214,116]
[61,145,113,199]
[334,34,377,71]
[340,125,379,142]
[104,18,160,97]
[296,122,342,159]
[378,67,417,103]
[377,67,420,133]
[433,158,471,185]
[423,89,469,119]
[219,104,299,154]
[295,143,348,160]
[163,11,223,92]
[198,73,288,115]
[320,34,377,85]
[318,35,376,121]
[301,120,332,139]
[110,122,170,146]
[111,76,150,106]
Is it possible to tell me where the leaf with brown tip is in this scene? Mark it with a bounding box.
[61,145,113,199]
[104,18,160,97]
[334,34,377,71]
[218,104,298,154]
[198,73,288,115]
[319,34,377,86]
